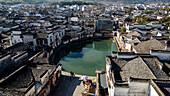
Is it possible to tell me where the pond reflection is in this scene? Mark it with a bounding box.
[55,39,117,76]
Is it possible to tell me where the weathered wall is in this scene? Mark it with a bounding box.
[0,51,28,78]
[114,87,129,95]
[12,51,28,68]
[129,81,149,95]
[0,54,12,77]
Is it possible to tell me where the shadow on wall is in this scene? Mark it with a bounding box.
[50,75,81,96]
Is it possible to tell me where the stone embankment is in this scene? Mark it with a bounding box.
[62,71,96,80]
[50,71,96,96]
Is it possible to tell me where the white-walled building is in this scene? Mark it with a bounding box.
[125,23,164,31]
[23,32,37,49]
[105,53,169,96]
[36,28,65,48]
[11,31,23,44]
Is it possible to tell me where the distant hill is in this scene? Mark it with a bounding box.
[0,0,45,4]
[114,0,169,3]
[98,0,169,3]
[0,0,169,4]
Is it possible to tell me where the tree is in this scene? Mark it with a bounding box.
[132,15,152,23]
[146,10,154,14]
[121,27,126,32]
[126,8,133,15]
[159,16,170,28]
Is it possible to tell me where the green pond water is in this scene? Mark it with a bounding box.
[60,39,117,76]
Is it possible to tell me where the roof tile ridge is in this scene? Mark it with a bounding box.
[139,57,157,79]
[121,59,130,69]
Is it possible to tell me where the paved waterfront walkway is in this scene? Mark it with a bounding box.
[50,71,96,96]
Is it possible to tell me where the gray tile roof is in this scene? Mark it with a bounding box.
[32,65,56,82]
[0,66,34,89]
[0,64,56,96]
[133,39,166,53]
[5,43,28,54]
[111,58,128,71]
[126,31,141,38]
[127,37,141,46]
[31,67,48,82]
[142,57,169,79]
[120,57,156,81]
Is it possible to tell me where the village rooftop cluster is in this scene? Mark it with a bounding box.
[0,1,169,96]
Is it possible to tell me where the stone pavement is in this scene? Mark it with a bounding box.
[50,71,96,96]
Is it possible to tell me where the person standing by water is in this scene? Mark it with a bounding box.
[70,71,74,81]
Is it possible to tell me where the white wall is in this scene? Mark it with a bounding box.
[106,57,114,96]
[150,85,159,96]
[167,47,170,51]
[70,17,79,22]
[125,43,131,52]
[23,35,34,44]
[133,48,137,53]
[33,39,37,48]
[114,87,129,96]
[25,85,35,96]
[29,23,41,27]
[129,82,149,95]
[24,12,30,16]
[44,22,52,27]
[110,87,115,96]
[3,28,11,31]
[11,35,23,44]
[47,33,54,47]
[11,31,23,44]
[72,26,82,31]
[12,31,21,35]
[40,72,49,86]
[157,32,162,36]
